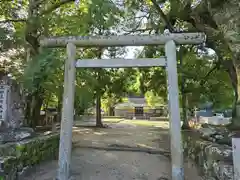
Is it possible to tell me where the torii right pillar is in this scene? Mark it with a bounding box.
[165,40,184,180]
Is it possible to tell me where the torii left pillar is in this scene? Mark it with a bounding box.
[57,43,76,180]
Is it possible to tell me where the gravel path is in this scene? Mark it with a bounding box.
[24,120,202,180]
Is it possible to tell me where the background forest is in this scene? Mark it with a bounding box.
[0,0,239,128]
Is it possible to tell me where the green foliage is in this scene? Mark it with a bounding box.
[22,49,59,92]
[145,91,165,107]
[0,0,237,122]
[180,50,234,109]
[75,85,95,115]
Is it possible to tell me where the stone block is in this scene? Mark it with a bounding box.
[0,156,17,180]
[213,161,233,180]
[183,131,234,180]
[0,133,60,180]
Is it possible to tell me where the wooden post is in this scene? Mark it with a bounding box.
[232,138,240,180]
[57,43,76,180]
[165,40,184,180]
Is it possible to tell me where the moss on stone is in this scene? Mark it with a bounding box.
[0,133,60,179]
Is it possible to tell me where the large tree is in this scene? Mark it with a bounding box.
[0,0,124,127]
[1,0,82,127]
[1,0,238,129]
[120,0,238,126]
[148,0,239,124]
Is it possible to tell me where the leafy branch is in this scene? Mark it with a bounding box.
[0,19,26,23]
[40,0,75,15]
[150,0,175,32]
[0,0,75,24]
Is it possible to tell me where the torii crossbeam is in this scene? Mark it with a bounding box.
[40,33,206,180]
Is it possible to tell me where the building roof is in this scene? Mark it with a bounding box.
[128,97,147,106]
[115,96,148,108]
[114,102,135,109]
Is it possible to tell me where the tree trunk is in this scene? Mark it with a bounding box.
[96,92,103,127]
[230,65,240,122]
[236,67,240,117]
[57,91,63,122]
[28,91,44,128]
[25,94,40,128]
[181,92,190,129]
[95,57,104,127]
[32,95,43,128]
[225,62,238,118]
[57,100,62,122]
[24,95,32,126]
[23,0,41,128]
[204,0,240,121]
[221,59,240,129]
[179,47,189,129]
[108,106,114,116]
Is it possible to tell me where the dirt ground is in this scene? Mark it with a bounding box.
[24,119,202,180]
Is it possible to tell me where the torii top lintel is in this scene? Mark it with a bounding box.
[39,33,206,48]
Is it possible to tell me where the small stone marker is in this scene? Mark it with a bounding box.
[0,76,25,129]
[0,76,33,144]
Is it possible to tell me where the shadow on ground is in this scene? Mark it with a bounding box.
[24,119,202,180]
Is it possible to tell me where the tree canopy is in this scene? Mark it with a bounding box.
[0,0,238,127]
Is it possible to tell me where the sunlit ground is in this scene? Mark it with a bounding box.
[27,117,200,180]
[75,117,184,129]
[102,118,184,129]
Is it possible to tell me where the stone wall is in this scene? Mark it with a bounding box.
[183,130,233,180]
[0,133,59,180]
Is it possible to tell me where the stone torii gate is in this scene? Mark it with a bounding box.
[40,33,206,180]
